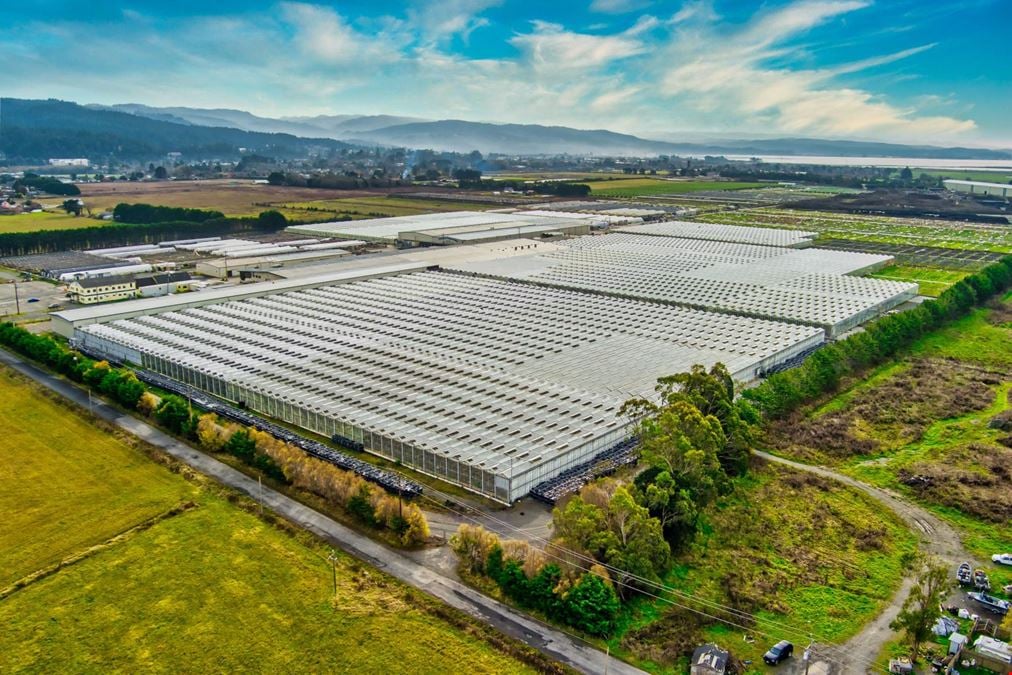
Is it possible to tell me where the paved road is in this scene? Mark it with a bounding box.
[755,450,974,674]
[0,348,643,675]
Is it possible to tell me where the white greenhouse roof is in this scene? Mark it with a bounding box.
[448,232,916,335]
[75,269,823,480]
[619,220,818,247]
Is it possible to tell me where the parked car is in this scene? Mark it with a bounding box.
[992,553,1012,567]
[968,591,1010,616]
[763,641,794,665]
[26,297,39,303]
[47,303,61,310]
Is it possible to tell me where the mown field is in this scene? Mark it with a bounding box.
[0,367,194,587]
[0,366,536,673]
[611,462,916,673]
[697,208,1012,254]
[0,211,103,234]
[869,265,969,297]
[585,178,764,198]
[762,293,1012,593]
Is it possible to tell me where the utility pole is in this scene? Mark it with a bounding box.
[13,280,20,315]
[327,549,338,599]
[88,387,93,416]
[258,475,263,516]
[803,639,814,675]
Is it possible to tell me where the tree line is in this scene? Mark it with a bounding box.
[0,210,289,256]
[12,173,81,196]
[451,524,620,636]
[744,254,1012,420]
[0,322,428,546]
[112,203,224,224]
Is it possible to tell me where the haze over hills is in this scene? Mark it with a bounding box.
[2,98,1010,162]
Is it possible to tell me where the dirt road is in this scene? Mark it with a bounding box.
[754,450,975,674]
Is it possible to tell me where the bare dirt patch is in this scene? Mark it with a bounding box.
[899,443,1012,524]
[766,358,1002,462]
[985,296,1012,326]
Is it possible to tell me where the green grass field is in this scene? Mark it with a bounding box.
[869,265,969,297]
[611,464,916,672]
[0,367,194,587]
[0,366,536,672]
[0,211,107,234]
[585,178,763,198]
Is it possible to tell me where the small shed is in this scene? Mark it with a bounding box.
[690,643,729,675]
[948,631,967,656]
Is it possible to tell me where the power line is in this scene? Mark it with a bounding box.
[420,491,885,674]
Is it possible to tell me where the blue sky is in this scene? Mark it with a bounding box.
[1,1,1009,146]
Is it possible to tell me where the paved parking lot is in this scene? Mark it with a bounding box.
[0,270,73,320]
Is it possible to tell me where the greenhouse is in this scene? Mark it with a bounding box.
[619,220,819,247]
[73,269,822,502]
[449,232,917,336]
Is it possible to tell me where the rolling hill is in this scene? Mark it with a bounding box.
[0,98,349,163]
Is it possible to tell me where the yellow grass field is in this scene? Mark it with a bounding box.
[0,211,105,234]
[0,367,194,586]
[0,366,536,672]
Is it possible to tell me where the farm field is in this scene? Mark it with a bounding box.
[0,366,536,673]
[276,196,492,220]
[66,179,375,217]
[0,211,105,234]
[0,367,194,587]
[696,207,1012,253]
[584,178,763,198]
[869,265,969,297]
[610,462,916,672]
[762,293,1012,593]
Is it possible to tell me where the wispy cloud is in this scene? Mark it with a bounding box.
[658,1,975,139]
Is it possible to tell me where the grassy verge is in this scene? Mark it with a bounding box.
[0,364,547,672]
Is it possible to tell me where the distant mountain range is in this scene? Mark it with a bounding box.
[2,98,1009,162]
[0,98,348,163]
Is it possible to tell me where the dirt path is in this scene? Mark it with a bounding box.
[754,450,975,673]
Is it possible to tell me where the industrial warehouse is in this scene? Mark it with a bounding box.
[53,222,918,502]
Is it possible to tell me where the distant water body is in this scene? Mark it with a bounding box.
[702,155,1012,171]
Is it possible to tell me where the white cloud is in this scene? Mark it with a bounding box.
[408,0,501,43]
[509,20,649,71]
[280,2,401,65]
[658,0,976,140]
